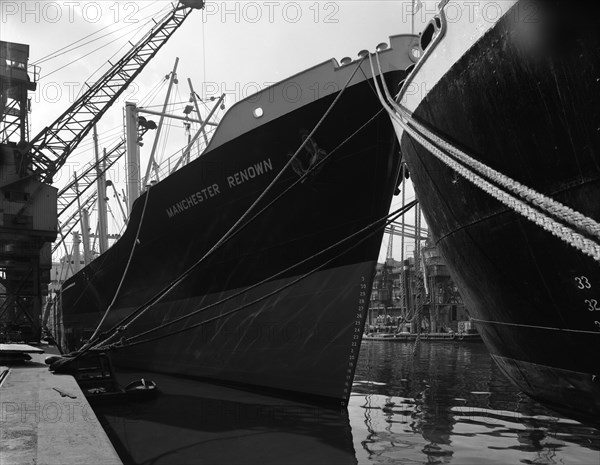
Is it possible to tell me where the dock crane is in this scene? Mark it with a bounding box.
[0,1,204,342]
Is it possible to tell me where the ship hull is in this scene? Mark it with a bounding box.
[58,35,420,405]
[392,1,600,424]
[63,262,374,402]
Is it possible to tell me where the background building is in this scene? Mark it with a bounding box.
[368,238,472,334]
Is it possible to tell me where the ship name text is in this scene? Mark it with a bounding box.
[165,158,274,219]
[227,158,273,188]
[166,184,221,218]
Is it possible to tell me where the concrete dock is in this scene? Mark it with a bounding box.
[0,346,122,465]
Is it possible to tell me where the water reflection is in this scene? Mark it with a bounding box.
[93,341,599,464]
[95,372,357,465]
[351,341,599,464]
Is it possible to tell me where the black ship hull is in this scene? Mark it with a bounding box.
[390,1,600,424]
[57,35,420,406]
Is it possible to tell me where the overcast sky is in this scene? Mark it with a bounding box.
[2,1,439,261]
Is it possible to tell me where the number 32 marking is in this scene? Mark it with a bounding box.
[585,299,600,311]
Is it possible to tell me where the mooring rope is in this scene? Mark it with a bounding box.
[112,110,392,346]
[102,202,418,350]
[113,201,416,348]
[470,317,600,336]
[81,182,153,349]
[374,53,600,243]
[368,53,600,263]
[85,57,369,352]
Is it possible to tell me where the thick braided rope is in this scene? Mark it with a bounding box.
[394,112,600,262]
[367,54,600,262]
[373,52,600,242]
[402,107,600,241]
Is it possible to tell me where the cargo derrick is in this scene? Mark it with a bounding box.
[0,1,204,343]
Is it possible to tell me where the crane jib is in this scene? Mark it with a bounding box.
[22,2,201,185]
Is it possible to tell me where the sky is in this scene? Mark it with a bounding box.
[1,1,440,262]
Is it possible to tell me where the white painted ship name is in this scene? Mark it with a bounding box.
[165,158,274,218]
[227,158,273,188]
[166,184,221,218]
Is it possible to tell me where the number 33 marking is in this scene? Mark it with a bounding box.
[575,276,591,289]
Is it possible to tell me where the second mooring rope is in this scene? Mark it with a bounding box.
[368,53,600,263]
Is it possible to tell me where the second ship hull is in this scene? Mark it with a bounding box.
[387,1,600,424]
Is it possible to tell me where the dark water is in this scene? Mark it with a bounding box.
[351,341,599,465]
[93,341,599,465]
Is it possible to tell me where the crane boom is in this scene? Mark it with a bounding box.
[21,1,202,183]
